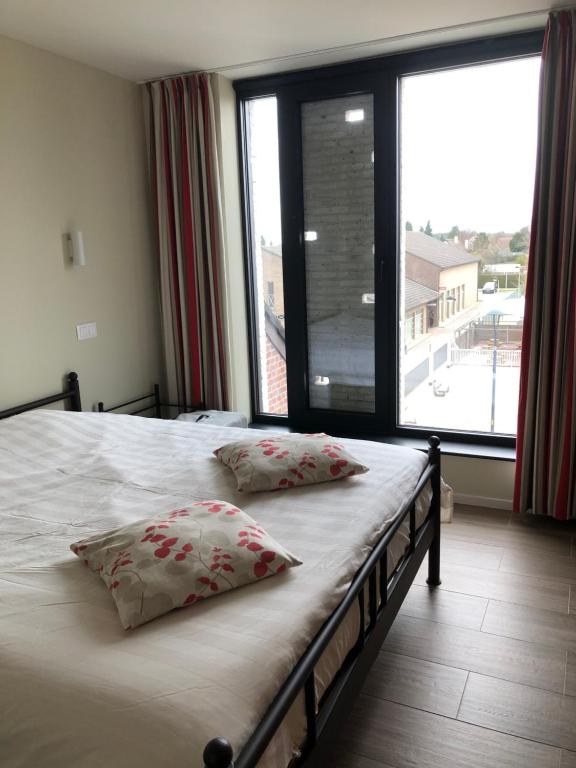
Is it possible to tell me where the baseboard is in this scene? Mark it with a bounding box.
[453,493,513,511]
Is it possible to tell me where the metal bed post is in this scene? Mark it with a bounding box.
[204,738,234,768]
[153,384,162,419]
[426,435,442,587]
[67,372,82,412]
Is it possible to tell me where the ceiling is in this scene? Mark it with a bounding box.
[0,0,558,82]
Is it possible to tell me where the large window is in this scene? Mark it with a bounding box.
[245,97,287,415]
[237,32,543,445]
[399,57,540,435]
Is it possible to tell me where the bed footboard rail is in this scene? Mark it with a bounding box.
[203,435,442,768]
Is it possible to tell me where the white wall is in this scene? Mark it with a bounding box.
[443,455,515,508]
[0,35,162,411]
[212,73,251,416]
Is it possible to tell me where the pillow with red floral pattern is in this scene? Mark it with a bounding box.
[70,500,301,629]
[214,433,369,492]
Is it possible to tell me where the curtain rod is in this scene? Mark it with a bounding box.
[138,5,563,85]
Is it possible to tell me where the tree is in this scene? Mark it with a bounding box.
[448,225,460,240]
[510,226,530,253]
[260,235,266,247]
[474,232,490,252]
[405,221,413,231]
[424,220,433,236]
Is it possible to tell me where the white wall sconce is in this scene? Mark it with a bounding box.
[68,231,86,267]
[304,231,318,242]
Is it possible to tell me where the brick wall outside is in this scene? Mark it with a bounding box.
[302,94,375,412]
[302,94,375,324]
[265,338,288,415]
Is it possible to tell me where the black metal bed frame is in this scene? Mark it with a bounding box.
[203,436,441,768]
[97,385,205,419]
[0,371,82,420]
[0,374,441,768]
[97,384,163,418]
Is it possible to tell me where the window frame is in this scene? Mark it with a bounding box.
[235,30,544,447]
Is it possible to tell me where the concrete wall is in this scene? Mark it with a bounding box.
[0,35,161,411]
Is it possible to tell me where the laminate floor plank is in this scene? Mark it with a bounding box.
[443,521,573,557]
[364,651,468,718]
[440,539,503,570]
[383,614,567,693]
[453,505,512,526]
[415,560,570,613]
[482,600,576,653]
[334,507,575,766]
[400,584,488,630]
[458,672,576,751]
[566,653,576,697]
[508,514,576,545]
[500,550,576,585]
[329,749,396,768]
[338,695,560,768]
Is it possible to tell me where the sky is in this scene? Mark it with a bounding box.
[249,55,541,245]
[401,56,541,234]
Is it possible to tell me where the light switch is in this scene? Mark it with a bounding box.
[76,322,97,341]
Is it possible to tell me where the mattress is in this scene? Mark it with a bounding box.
[0,411,429,768]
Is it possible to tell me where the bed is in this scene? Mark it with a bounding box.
[0,373,441,768]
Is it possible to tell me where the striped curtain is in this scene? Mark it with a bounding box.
[144,74,228,411]
[514,10,576,519]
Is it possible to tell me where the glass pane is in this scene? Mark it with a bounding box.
[246,97,287,415]
[399,58,540,434]
[302,94,375,412]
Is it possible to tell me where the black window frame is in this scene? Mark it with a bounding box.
[235,30,544,449]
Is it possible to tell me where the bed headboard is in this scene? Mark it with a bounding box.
[0,372,82,420]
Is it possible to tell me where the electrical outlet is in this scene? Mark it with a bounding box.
[76,322,97,341]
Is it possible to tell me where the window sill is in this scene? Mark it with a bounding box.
[248,422,516,461]
[376,435,516,461]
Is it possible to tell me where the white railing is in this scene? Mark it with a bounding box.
[451,348,521,367]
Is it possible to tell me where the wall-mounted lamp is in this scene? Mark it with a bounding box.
[68,231,86,267]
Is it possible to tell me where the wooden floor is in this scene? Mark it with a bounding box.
[333,505,576,768]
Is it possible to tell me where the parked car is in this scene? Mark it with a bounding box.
[482,280,498,294]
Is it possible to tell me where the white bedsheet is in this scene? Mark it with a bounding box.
[0,412,428,768]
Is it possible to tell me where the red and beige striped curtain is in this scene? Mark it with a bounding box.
[514,10,576,520]
[144,74,228,411]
